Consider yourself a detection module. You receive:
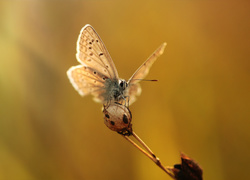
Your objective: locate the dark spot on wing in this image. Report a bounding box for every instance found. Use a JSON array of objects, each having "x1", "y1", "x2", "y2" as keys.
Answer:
[
  {"x1": 99, "y1": 53, "x2": 104, "y2": 56},
  {"x1": 110, "y1": 121, "x2": 115, "y2": 125}
]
